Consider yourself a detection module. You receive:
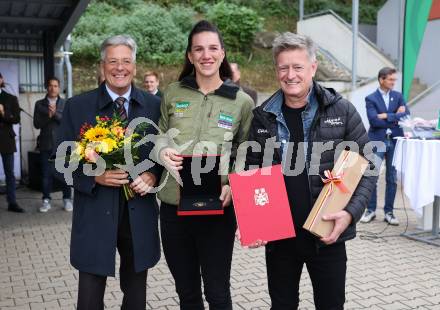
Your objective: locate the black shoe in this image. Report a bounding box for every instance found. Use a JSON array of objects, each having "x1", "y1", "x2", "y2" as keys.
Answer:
[{"x1": 8, "y1": 203, "x2": 25, "y2": 213}]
